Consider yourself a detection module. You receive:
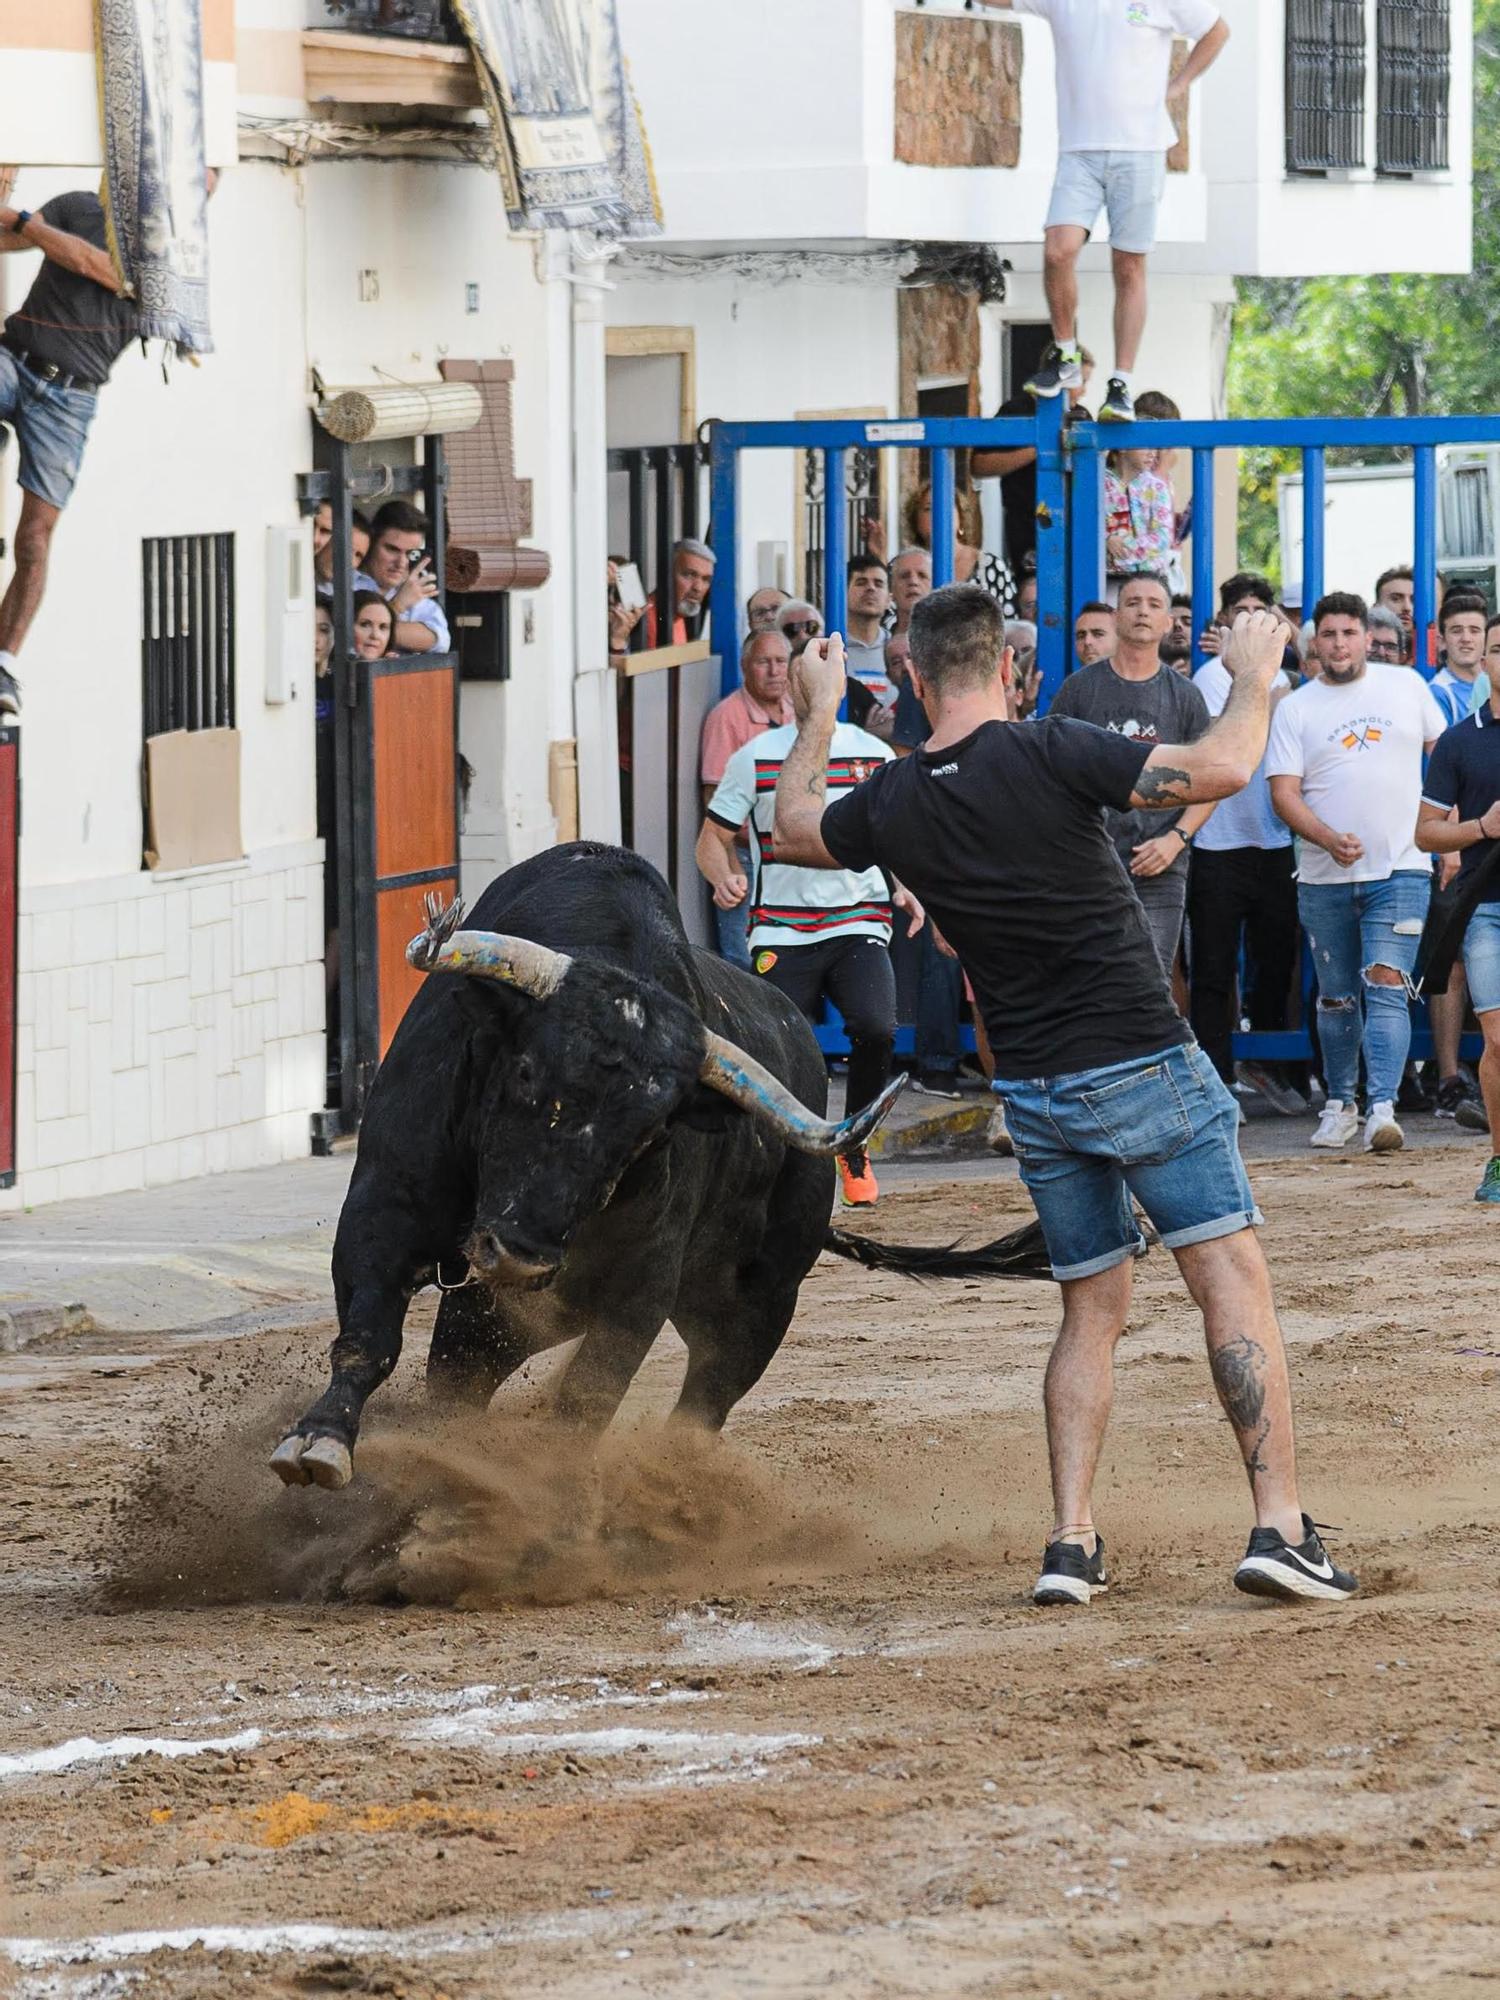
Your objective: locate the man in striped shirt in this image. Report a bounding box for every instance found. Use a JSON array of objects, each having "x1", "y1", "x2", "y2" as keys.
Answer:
[{"x1": 695, "y1": 694, "x2": 923, "y2": 1207}]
